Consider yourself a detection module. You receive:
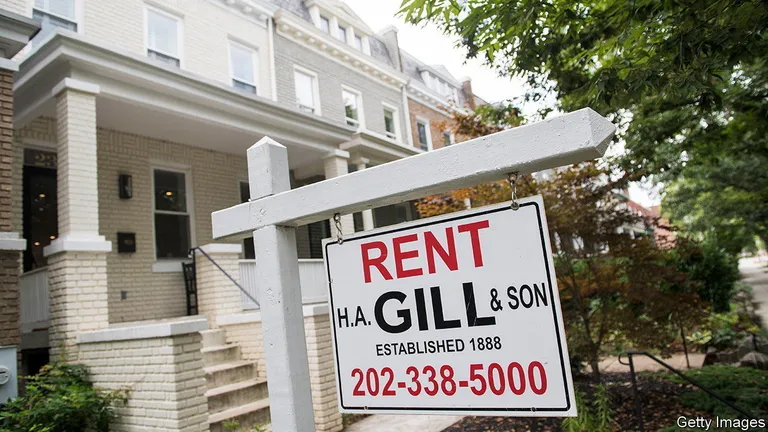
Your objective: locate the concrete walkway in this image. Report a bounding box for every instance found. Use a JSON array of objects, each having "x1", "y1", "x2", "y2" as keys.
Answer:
[
  {"x1": 740, "y1": 256, "x2": 768, "y2": 328},
  {"x1": 344, "y1": 415, "x2": 463, "y2": 432}
]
